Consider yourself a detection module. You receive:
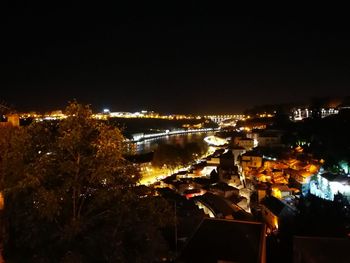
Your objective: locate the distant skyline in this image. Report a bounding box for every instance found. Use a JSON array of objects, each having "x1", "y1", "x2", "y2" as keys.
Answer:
[{"x1": 2, "y1": 3, "x2": 350, "y2": 113}]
